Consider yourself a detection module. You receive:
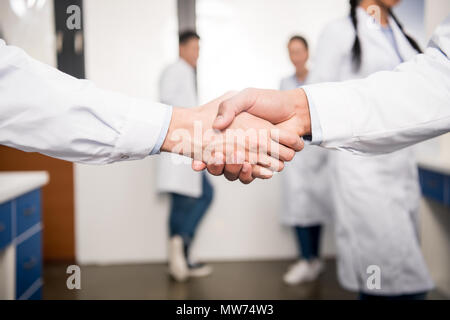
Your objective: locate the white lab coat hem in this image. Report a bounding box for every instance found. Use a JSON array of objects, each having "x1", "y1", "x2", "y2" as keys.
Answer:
[
  {"x1": 336, "y1": 274, "x2": 434, "y2": 296},
  {"x1": 156, "y1": 59, "x2": 203, "y2": 197}
]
